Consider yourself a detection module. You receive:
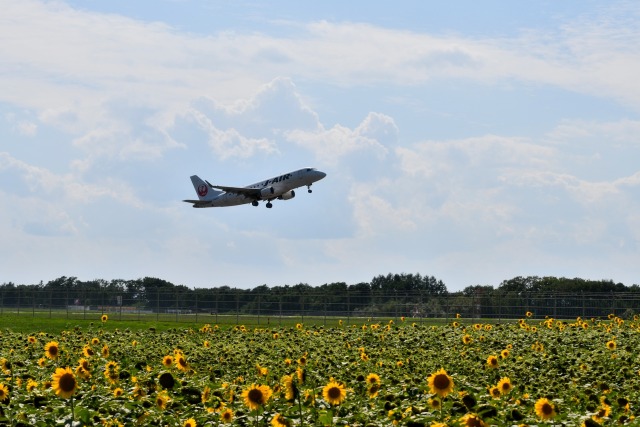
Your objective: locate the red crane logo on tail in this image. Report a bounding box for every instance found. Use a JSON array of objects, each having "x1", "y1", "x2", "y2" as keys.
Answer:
[{"x1": 197, "y1": 184, "x2": 208, "y2": 197}]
